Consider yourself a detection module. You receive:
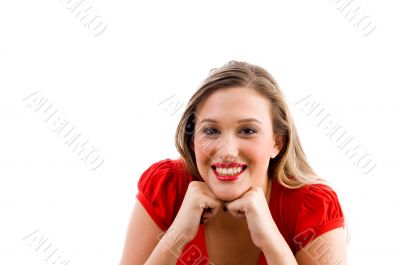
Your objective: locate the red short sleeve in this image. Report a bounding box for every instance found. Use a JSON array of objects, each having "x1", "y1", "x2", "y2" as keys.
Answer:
[
  {"x1": 292, "y1": 184, "x2": 345, "y2": 254},
  {"x1": 136, "y1": 159, "x2": 189, "y2": 231}
]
